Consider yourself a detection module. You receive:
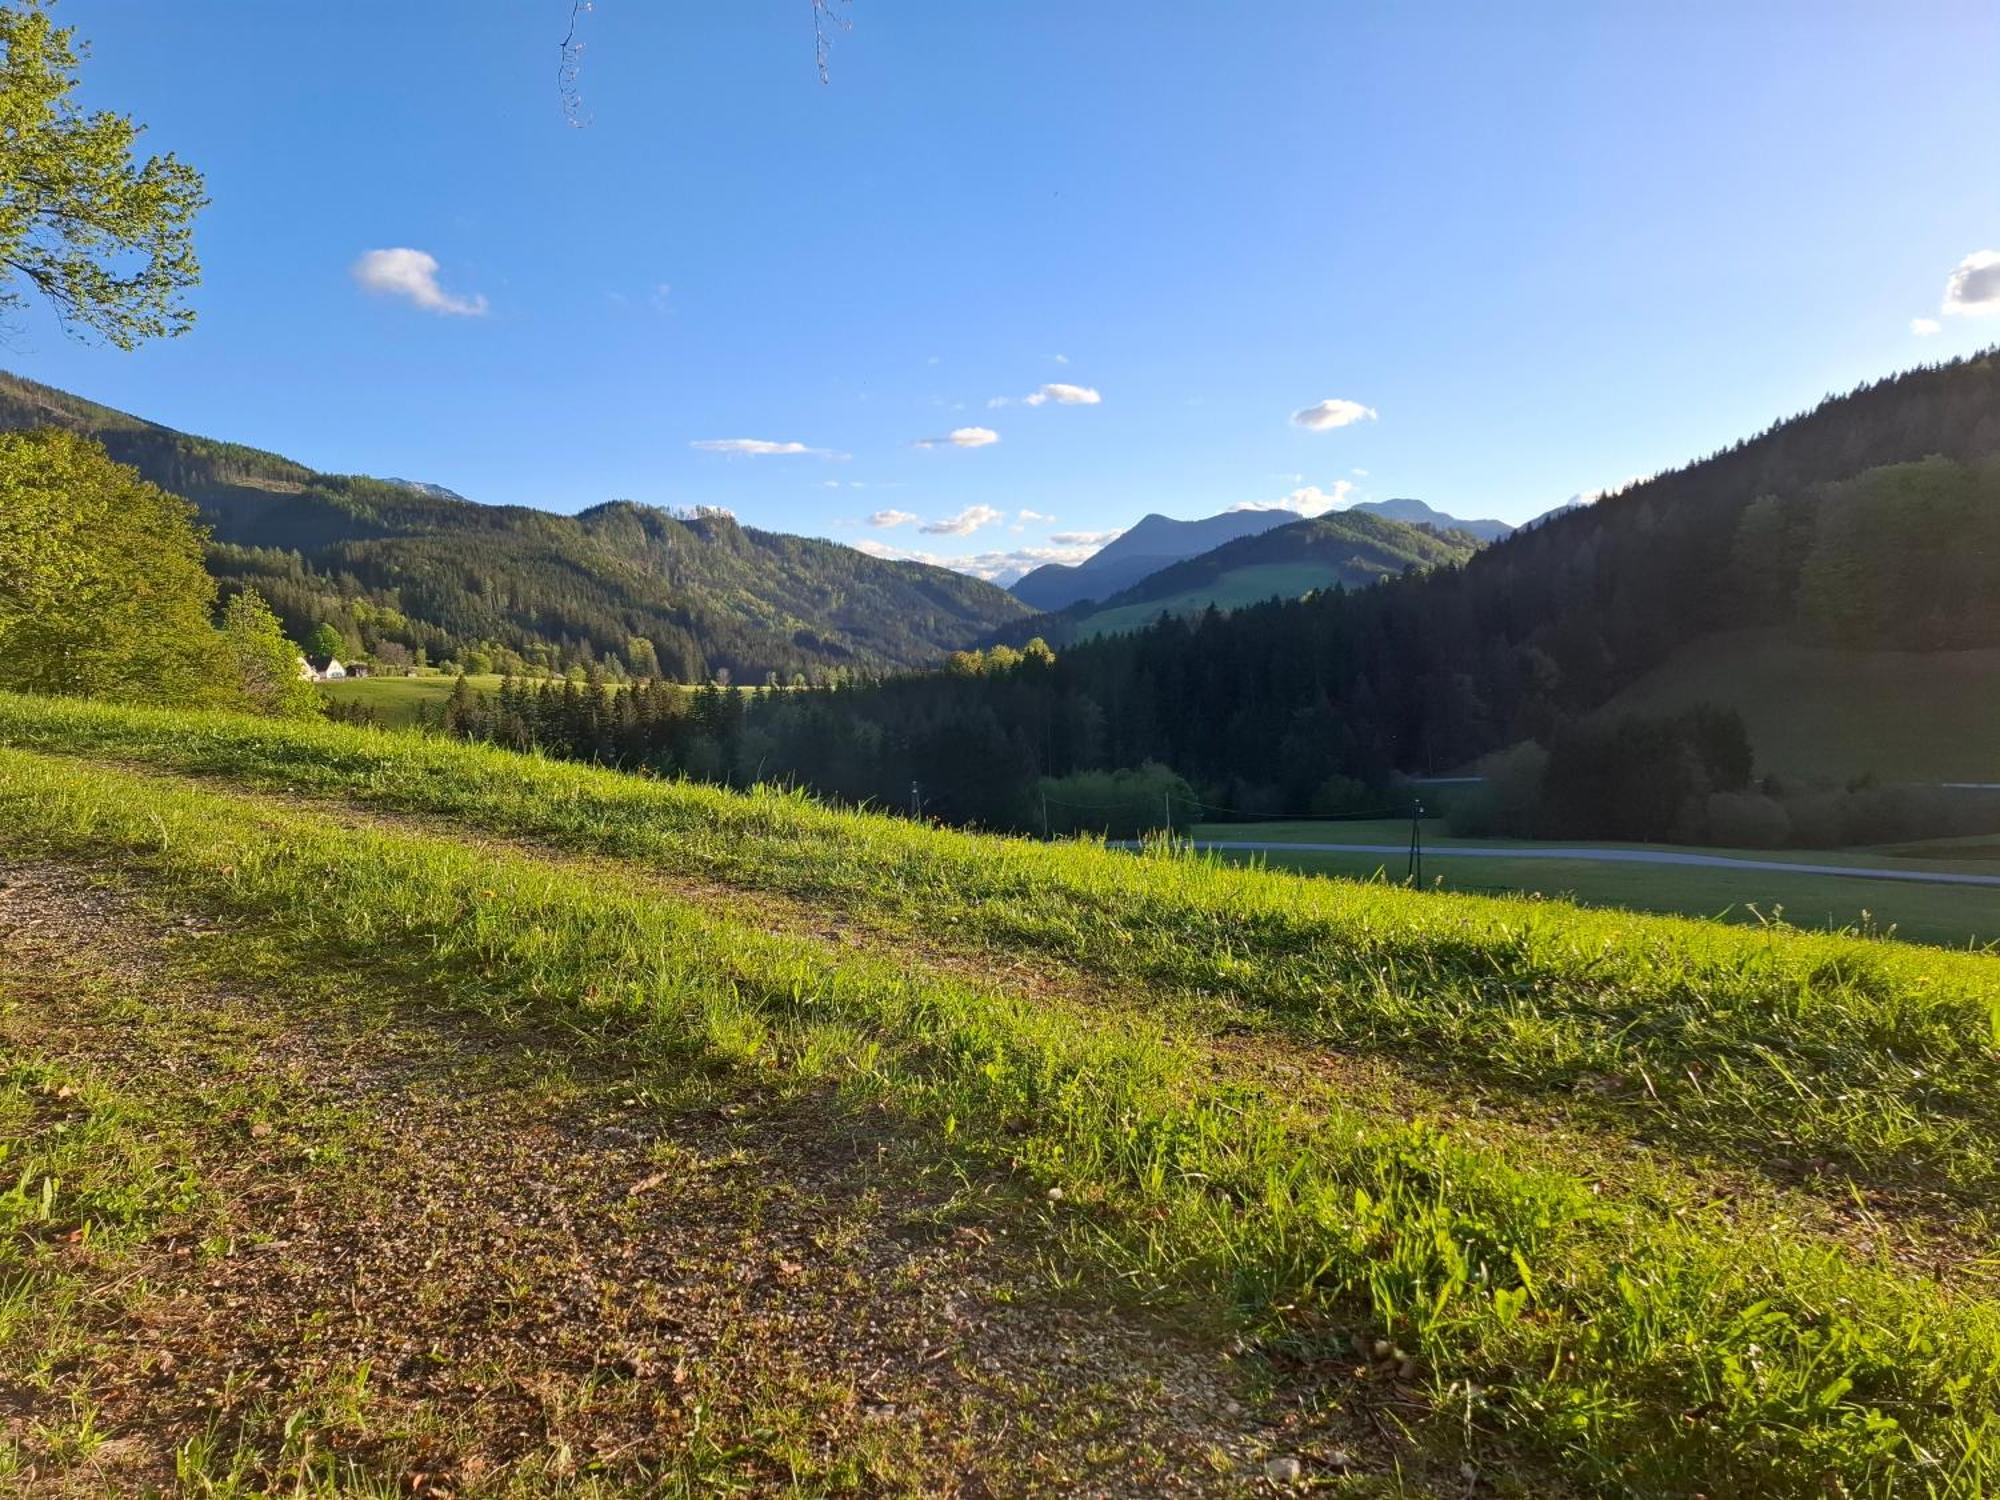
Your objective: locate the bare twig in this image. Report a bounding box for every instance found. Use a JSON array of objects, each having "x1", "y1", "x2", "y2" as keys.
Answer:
[
  {"x1": 557, "y1": 2, "x2": 850, "y2": 124},
  {"x1": 811, "y1": 0, "x2": 851, "y2": 84},
  {"x1": 557, "y1": 0, "x2": 592, "y2": 126}
]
